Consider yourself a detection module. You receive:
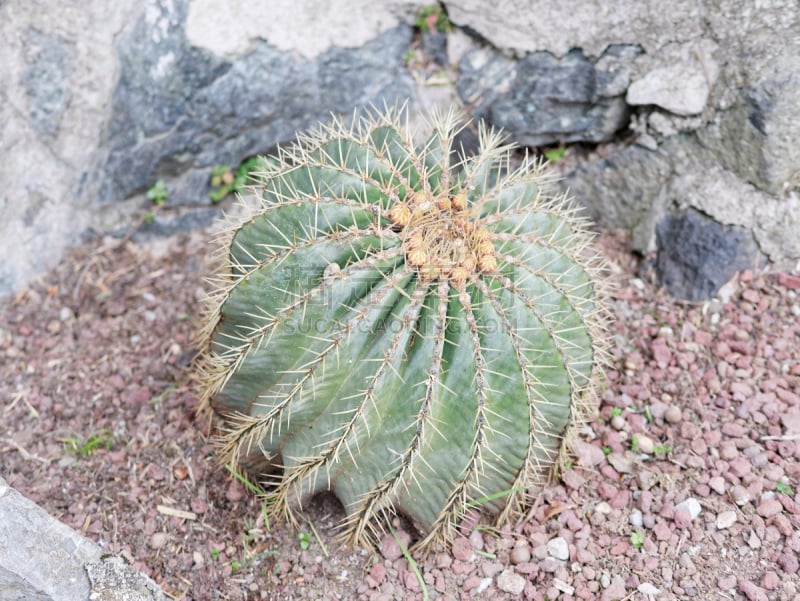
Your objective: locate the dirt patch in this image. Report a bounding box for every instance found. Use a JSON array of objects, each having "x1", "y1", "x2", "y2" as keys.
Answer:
[{"x1": 1, "y1": 228, "x2": 799, "y2": 600}]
